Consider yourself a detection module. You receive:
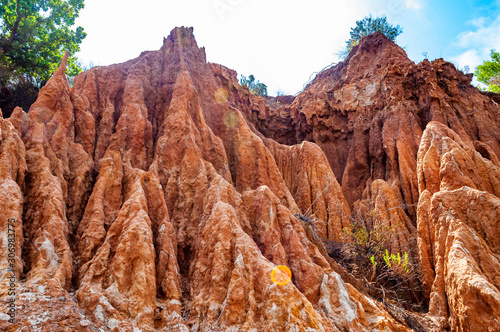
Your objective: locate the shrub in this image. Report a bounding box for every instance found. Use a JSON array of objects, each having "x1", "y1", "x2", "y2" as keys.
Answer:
[
  {"x1": 383, "y1": 249, "x2": 409, "y2": 274},
  {"x1": 335, "y1": 209, "x2": 424, "y2": 311},
  {"x1": 475, "y1": 50, "x2": 500, "y2": 93},
  {"x1": 340, "y1": 15, "x2": 403, "y2": 59},
  {"x1": 240, "y1": 74, "x2": 268, "y2": 96}
]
